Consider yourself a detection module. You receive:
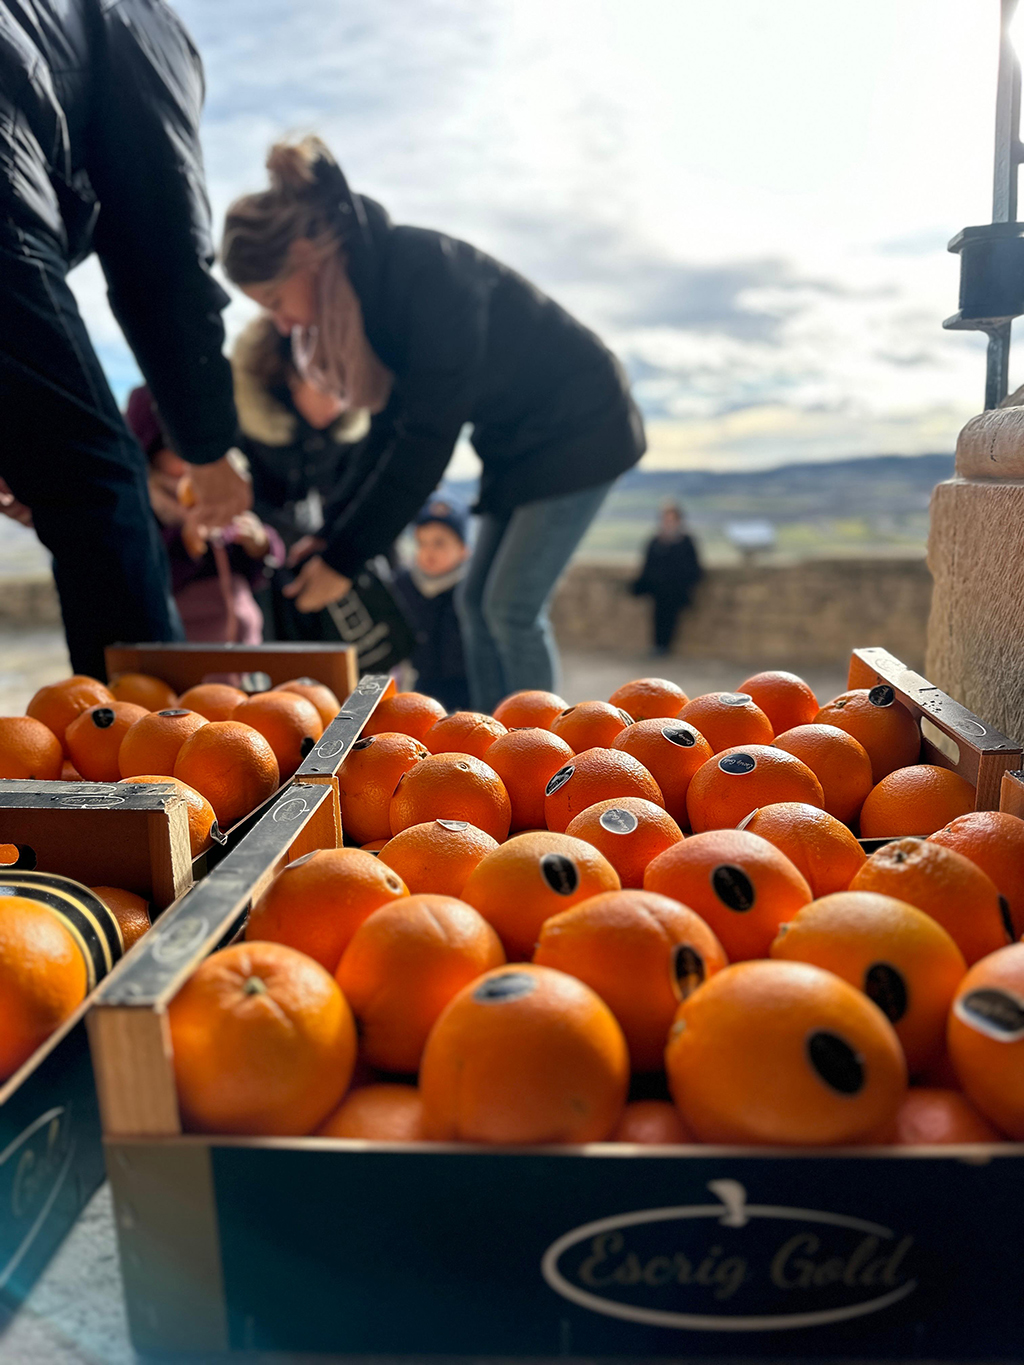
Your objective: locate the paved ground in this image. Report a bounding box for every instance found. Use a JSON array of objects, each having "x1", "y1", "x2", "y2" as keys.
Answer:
[{"x1": 0, "y1": 627, "x2": 851, "y2": 1363}]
